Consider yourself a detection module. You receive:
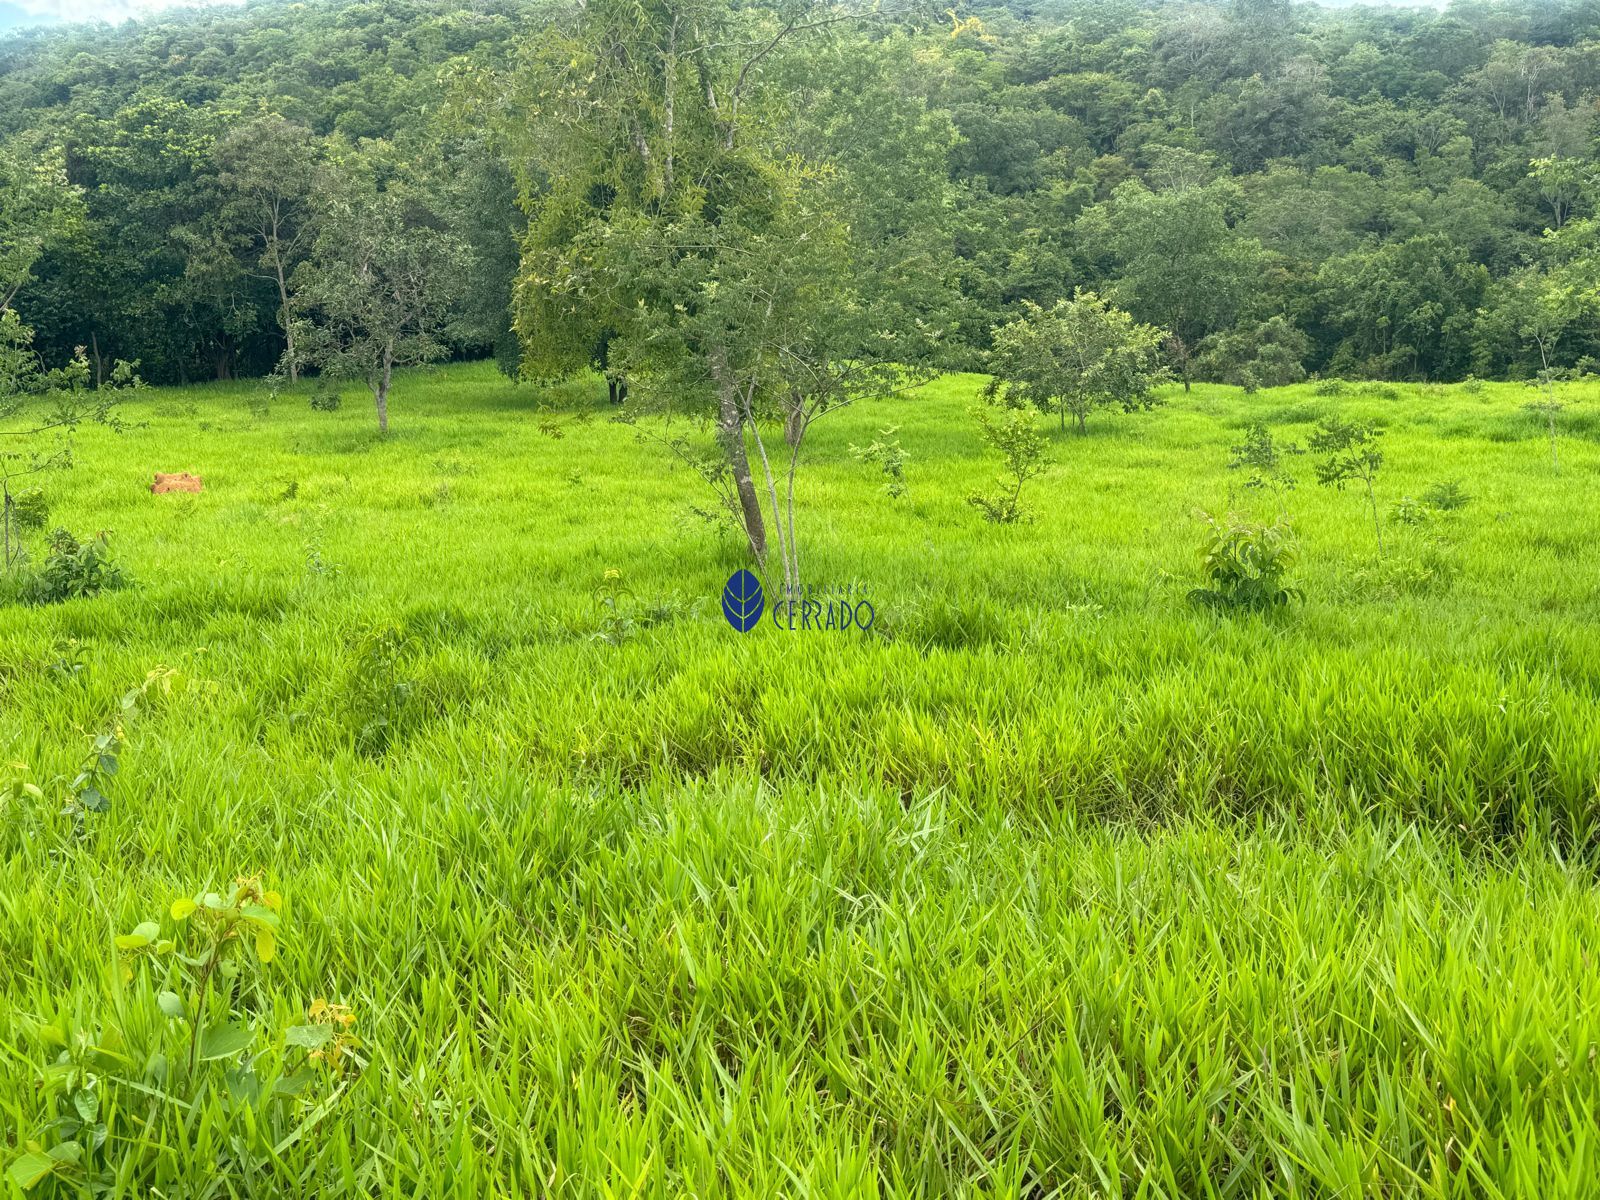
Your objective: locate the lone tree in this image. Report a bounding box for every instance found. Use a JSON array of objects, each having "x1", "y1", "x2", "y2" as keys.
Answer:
[
  {"x1": 500, "y1": 0, "x2": 943, "y2": 592},
  {"x1": 985, "y1": 291, "x2": 1169, "y2": 434},
  {"x1": 1310, "y1": 416, "x2": 1386, "y2": 555},
  {"x1": 290, "y1": 145, "x2": 467, "y2": 435},
  {"x1": 215, "y1": 114, "x2": 321, "y2": 383}
]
